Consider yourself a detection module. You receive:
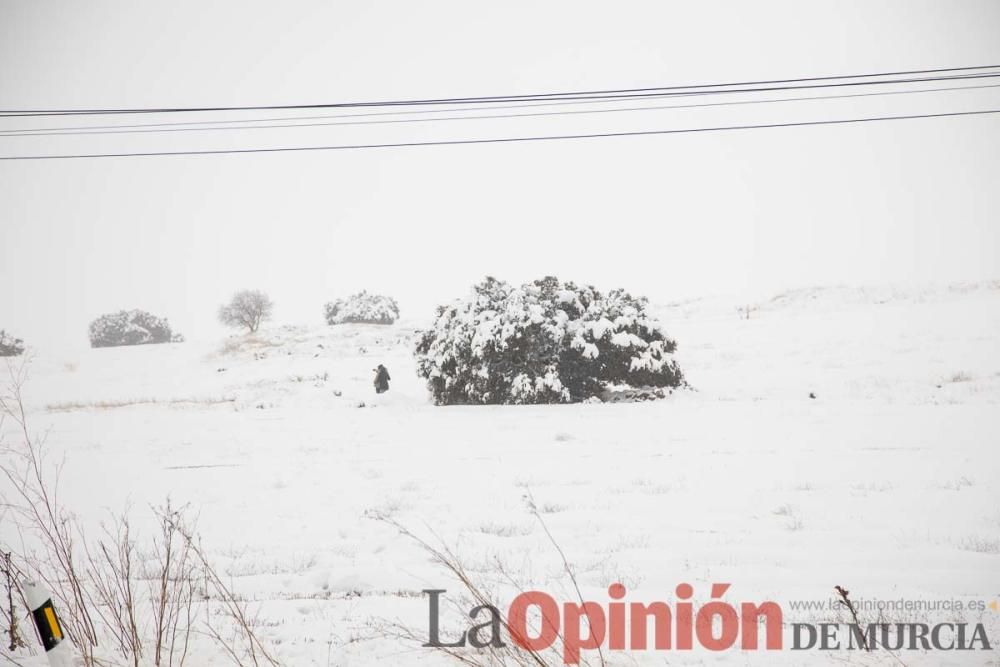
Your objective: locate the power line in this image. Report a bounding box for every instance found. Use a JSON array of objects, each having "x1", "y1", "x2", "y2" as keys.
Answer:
[
  {"x1": 2, "y1": 108, "x2": 996, "y2": 161},
  {"x1": 2, "y1": 64, "x2": 998, "y2": 117},
  {"x1": 4, "y1": 71, "x2": 996, "y2": 117},
  {"x1": 0, "y1": 89, "x2": 734, "y2": 134},
  {"x1": 7, "y1": 71, "x2": 999, "y2": 134},
  {"x1": 3, "y1": 82, "x2": 998, "y2": 138}
]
